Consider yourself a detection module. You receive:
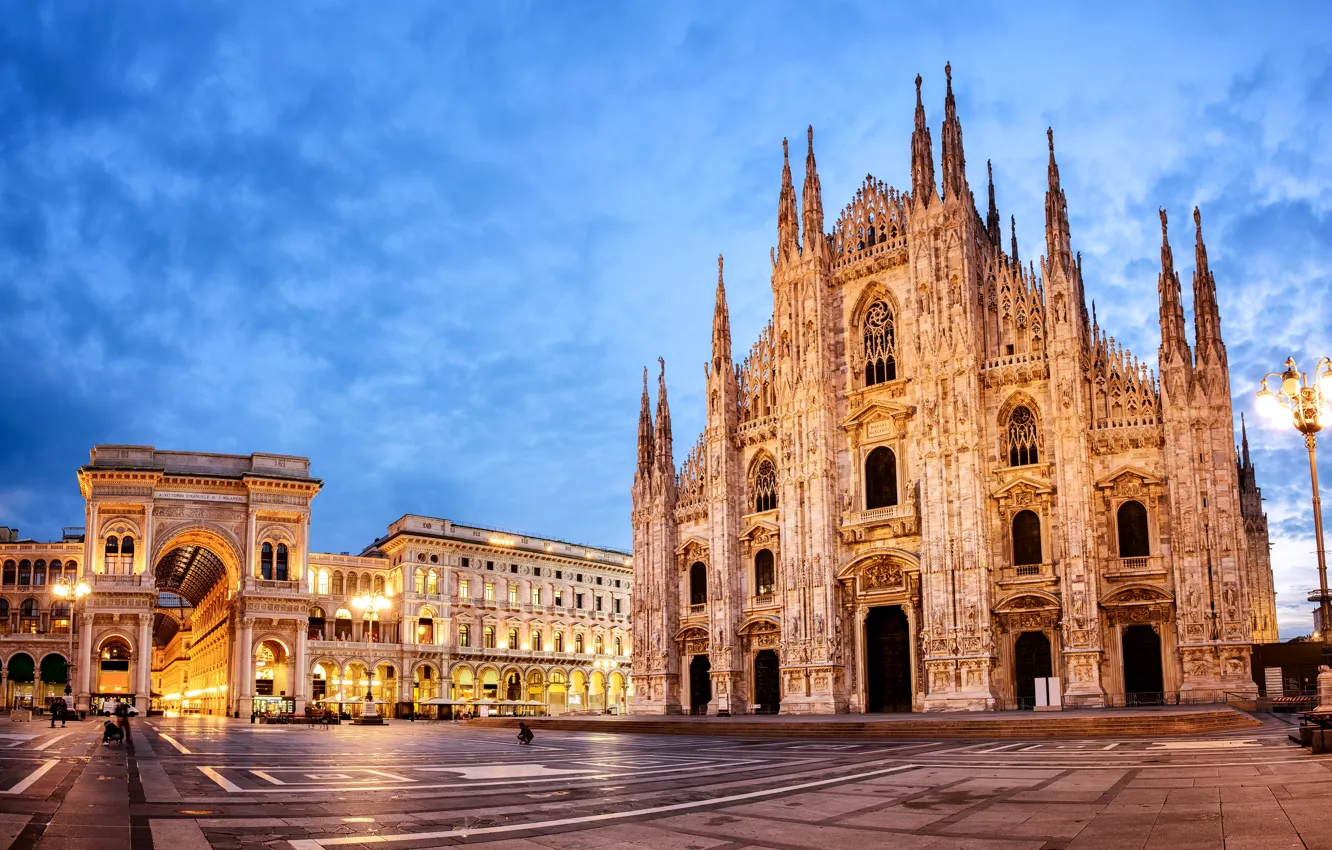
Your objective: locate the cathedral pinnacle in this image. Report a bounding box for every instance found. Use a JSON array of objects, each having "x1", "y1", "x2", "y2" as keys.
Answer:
[
  {"x1": 1192, "y1": 205, "x2": 1223, "y2": 362},
  {"x1": 1157, "y1": 207, "x2": 1192, "y2": 367},
  {"x1": 636, "y1": 366, "x2": 654, "y2": 475},
  {"x1": 654, "y1": 357, "x2": 674, "y2": 476},
  {"x1": 1010, "y1": 214, "x2": 1020, "y2": 265},
  {"x1": 778, "y1": 137, "x2": 800, "y2": 262},
  {"x1": 712, "y1": 254, "x2": 732, "y2": 368},
  {"x1": 802, "y1": 125, "x2": 825, "y2": 254},
  {"x1": 940, "y1": 62, "x2": 967, "y2": 202},
  {"x1": 1043, "y1": 127, "x2": 1072, "y2": 273},
  {"x1": 911, "y1": 73, "x2": 937, "y2": 205},
  {"x1": 986, "y1": 160, "x2": 1001, "y2": 244}
]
